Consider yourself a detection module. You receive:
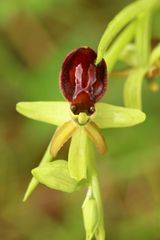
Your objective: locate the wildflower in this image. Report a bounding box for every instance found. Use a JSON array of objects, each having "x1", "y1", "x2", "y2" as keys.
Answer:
[
  {"x1": 16, "y1": 46, "x2": 145, "y2": 201},
  {"x1": 16, "y1": 0, "x2": 160, "y2": 237}
]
